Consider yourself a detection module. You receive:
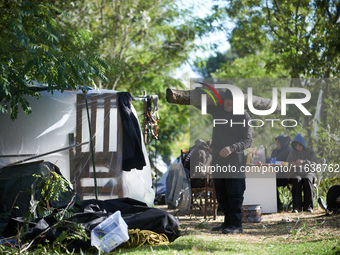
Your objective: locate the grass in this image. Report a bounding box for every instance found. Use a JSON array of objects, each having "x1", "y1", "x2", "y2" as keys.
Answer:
[
  {"x1": 120, "y1": 206, "x2": 340, "y2": 255},
  {"x1": 3, "y1": 234, "x2": 338, "y2": 255},
  {"x1": 117, "y1": 235, "x2": 339, "y2": 254}
]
